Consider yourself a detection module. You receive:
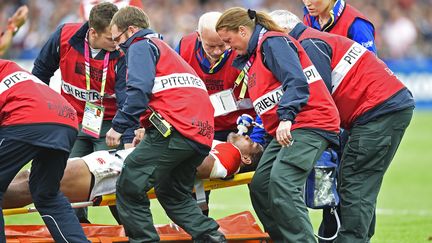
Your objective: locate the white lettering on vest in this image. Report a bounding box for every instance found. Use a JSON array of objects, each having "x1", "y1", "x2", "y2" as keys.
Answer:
[
  {"x1": 61, "y1": 81, "x2": 102, "y2": 102},
  {"x1": 153, "y1": 73, "x2": 207, "y2": 93},
  {"x1": 303, "y1": 65, "x2": 322, "y2": 84},
  {"x1": 253, "y1": 86, "x2": 283, "y2": 115},
  {"x1": 331, "y1": 42, "x2": 367, "y2": 93},
  {"x1": 0, "y1": 71, "x2": 46, "y2": 95}
]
